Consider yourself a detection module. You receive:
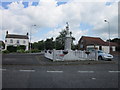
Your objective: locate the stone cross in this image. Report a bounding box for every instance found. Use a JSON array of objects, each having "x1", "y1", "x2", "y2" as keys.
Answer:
[
  {"x1": 64, "y1": 22, "x2": 72, "y2": 50},
  {"x1": 66, "y1": 22, "x2": 69, "y2": 35}
]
